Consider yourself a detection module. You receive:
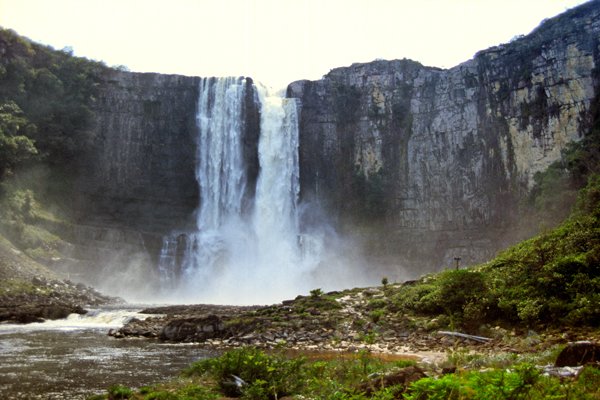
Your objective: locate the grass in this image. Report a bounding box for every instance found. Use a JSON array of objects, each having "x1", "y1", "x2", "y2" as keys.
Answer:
[
  {"x1": 0, "y1": 278, "x2": 43, "y2": 296},
  {"x1": 92, "y1": 347, "x2": 600, "y2": 400}
]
